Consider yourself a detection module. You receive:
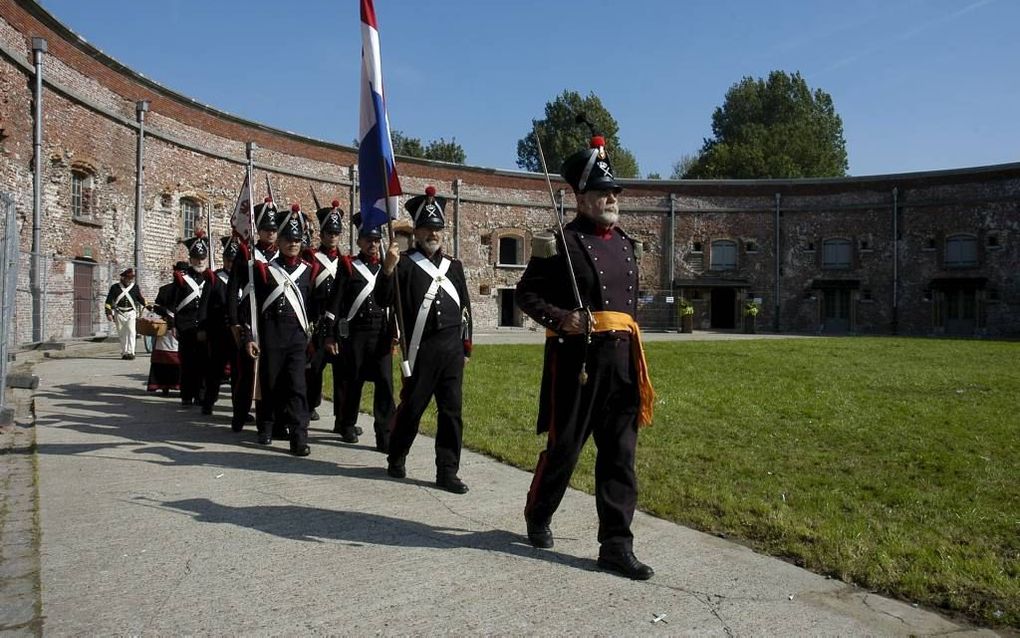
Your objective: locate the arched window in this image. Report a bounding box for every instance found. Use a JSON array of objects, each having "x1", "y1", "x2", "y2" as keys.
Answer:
[
  {"x1": 498, "y1": 235, "x2": 523, "y2": 266},
  {"x1": 71, "y1": 169, "x2": 95, "y2": 219},
  {"x1": 822, "y1": 238, "x2": 852, "y2": 269},
  {"x1": 945, "y1": 234, "x2": 977, "y2": 268},
  {"x1": 710, "y1": 240, "x2": 737, "y2": 270},
  {"x1": 180, "y1": 198, "x2": 201, "y2": 238}
]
